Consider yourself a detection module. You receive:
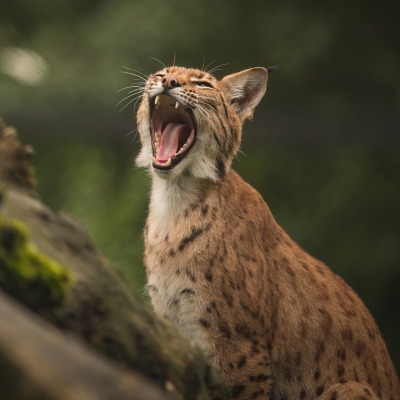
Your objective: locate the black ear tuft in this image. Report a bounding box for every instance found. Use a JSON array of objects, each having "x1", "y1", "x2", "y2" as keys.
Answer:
[{"x1": 267, "y1": 65, "x2": 278, "y2": 73}]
